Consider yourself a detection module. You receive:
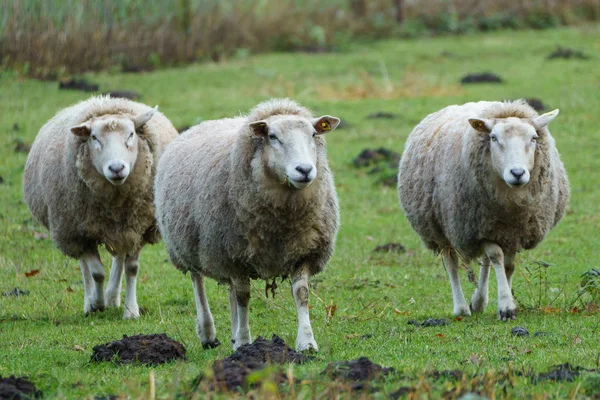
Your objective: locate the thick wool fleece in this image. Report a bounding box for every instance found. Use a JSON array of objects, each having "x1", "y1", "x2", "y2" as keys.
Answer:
[
  {"x1": 23, "y1": 96, "x2": 179, "y2": 258},
  {"x1": 155, "y1": 99, "x2": 340, "y2": 281},
  {"x1": 398, "y1": 100, "x2": 570, "y2": 261}
]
